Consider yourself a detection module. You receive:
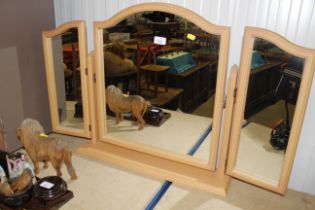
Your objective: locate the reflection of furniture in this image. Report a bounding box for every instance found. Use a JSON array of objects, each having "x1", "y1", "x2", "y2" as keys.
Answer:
[
  {"x1": 140, "y1": 86, "x2": 183, "y2": 110},
  {"x1": 150, "y1": 22, "x2": 180, "y2": 37},
  {"x1": 0, "y1": 190, "x2": 73, "y2": 210},
  {"x1": 63, "y1": 44, "x2": 80, "y2": 72},
  {"x1": 156, "y1": 51, "x2": 196, "y2": 74},
  {"x1": 275, "y1": 69, "x2": 301, "y2": 105},
  {"x1": 63, "y1": 43, "x2": 80, "y2": 100},
  {"x1": 274, "y1": 68, "x2": 301, "y2": 127},
  {"x1": 168, "y1": 61, "x2": 216, "y2": 112},
  {"x1": 185, "y1": 33, "x2": 220, "y2": 57},
  {"x1": 138, "y1": 44, "x2": 163, "y2": 66},
  {"x1": 62, "y1": 29, "x2": 80, "y2": 100},
  {"x1": 74, "y1": 100, "x2": 83, "y2": 118},
  {"x1": 251, "y1": 51, "x2": 266, "y2": 69},
  {"x1": 125, "y1": 42, "x2": 162, "y2": 66},
  {"x1": 245, "y1": 62, "x2": 283, "y2": 118},
  {"x1": 140, "y1": 64, "x2": 169, "y2": 97},
  {"x1": 105, "y1": 71, "x2": 137, "y2": 93}
]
